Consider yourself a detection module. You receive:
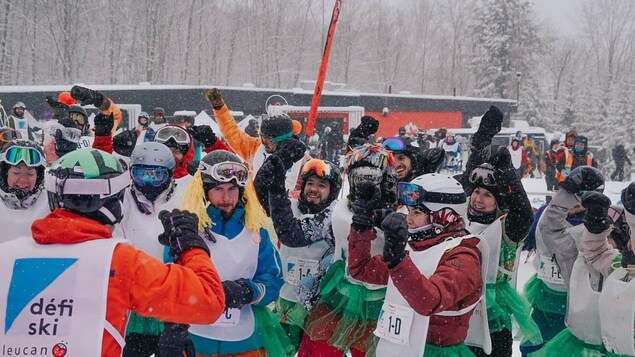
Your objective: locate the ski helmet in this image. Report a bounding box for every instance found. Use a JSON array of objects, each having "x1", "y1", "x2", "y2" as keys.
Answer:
[
  {"x1": 298, "y1": 158, "x2": 342, "y2": 211},
  {"x1": 398, "y1": 173, "x2": 467, "y2": 239},
  {"x1": 130, "y1": 142, "x2": 175, "y2": 202},
  {"x1": 67, "y1": 105, "x2": 89, "y2": 134},
  {"x1": 138, "y1": 111, "x2": 150, "y2": 125},
  {"x1": 573, "y1": 136, "x2": 588, "y2": 154},
  {"x1": 13, "y1": 102, "x2": 26, "y2": 109},
  {"x1": 45, "y1": 148, "x2": 129, "y2": 225},
  {"x1": 564, "y1": 165, "x2": 604, "y2": 193},
  {"x1": 198, "y1": 150, "x2": 249, "y2": 197},
  {"x1": 260, "y1": 113, "x2": 293, "y2": 143},
  {"x1": 344, "y1": 143, "x2": 396, "y2": 205},
  {"x1": 382, "y1": 137, "x2": 418, "y2": 180},
  {"x1": 0, "y1": 140, "x2": 46, "y2": 209}
]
